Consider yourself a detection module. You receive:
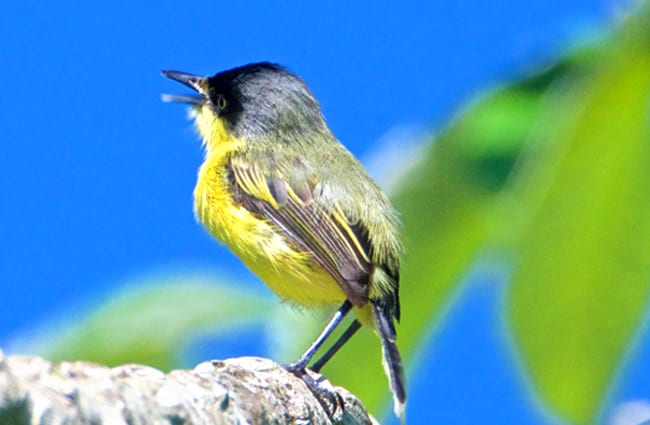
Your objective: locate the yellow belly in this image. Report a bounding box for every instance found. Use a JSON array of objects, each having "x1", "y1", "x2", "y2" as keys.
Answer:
[{"x1": 194, "y1": 152, "x2": 347, "y2": 306}]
